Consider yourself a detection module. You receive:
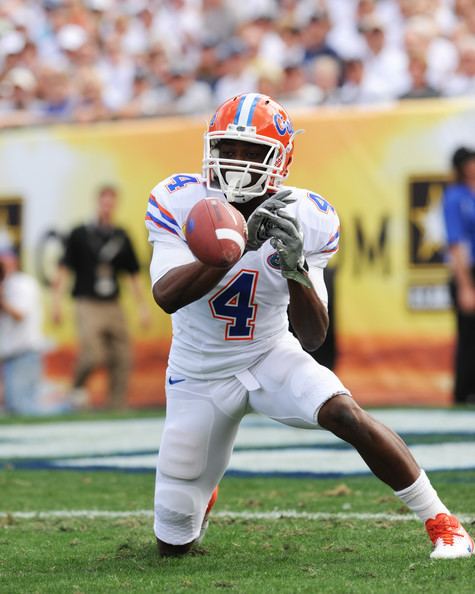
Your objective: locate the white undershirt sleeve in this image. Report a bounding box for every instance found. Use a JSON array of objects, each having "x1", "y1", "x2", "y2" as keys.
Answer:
[{"x1": 306, "y1": 260, "x2": 328, "y2": 310}]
